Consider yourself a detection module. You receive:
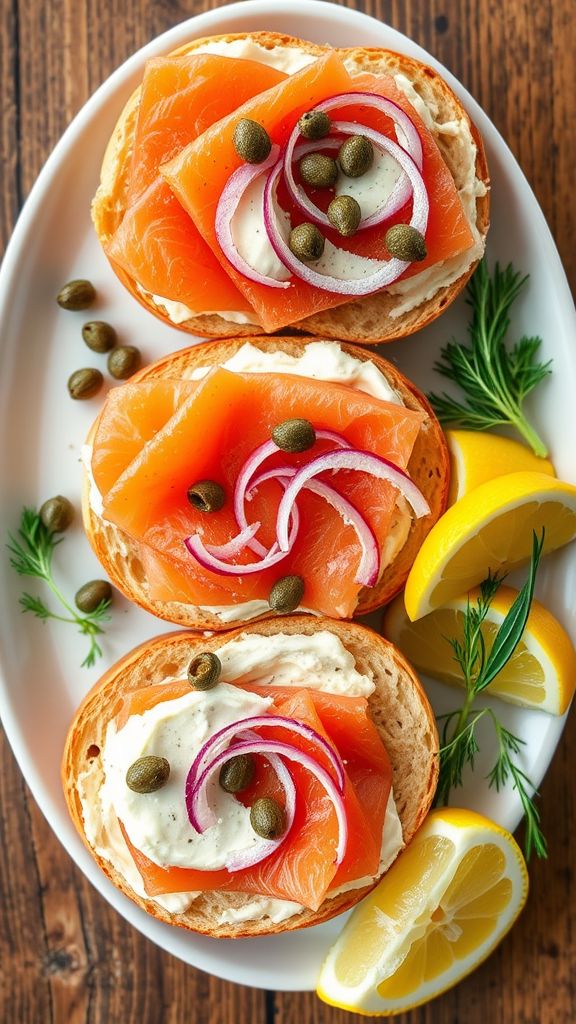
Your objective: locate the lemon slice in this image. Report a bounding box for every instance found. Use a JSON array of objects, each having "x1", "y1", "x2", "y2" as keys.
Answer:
[
  {"x1": 404, "y1": 471, "x2": 576, "y2": 620},
  {"x1": 316, "y1": 808, "x2": 528, "y2": 1016},
  {"x1": 383, "y1": 586, "x2": 576, "y2": 714},
  {"x1": 446, "y1": 430, "x2": 554, "y2": 504}
]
